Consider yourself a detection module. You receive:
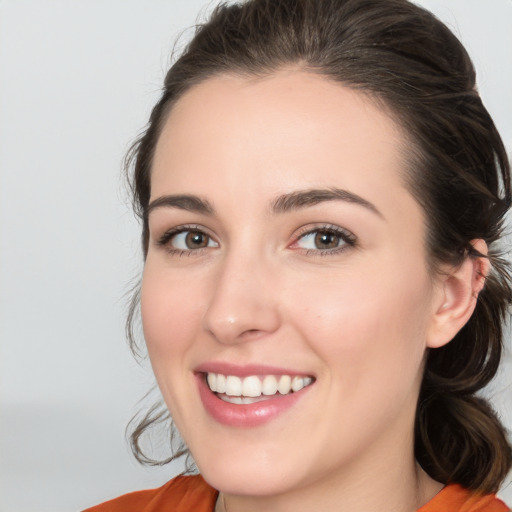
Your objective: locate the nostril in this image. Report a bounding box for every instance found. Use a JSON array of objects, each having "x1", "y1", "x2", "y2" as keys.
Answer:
[{"x1": 239, "y1": 329, "x2": 269, "y2": 341}]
